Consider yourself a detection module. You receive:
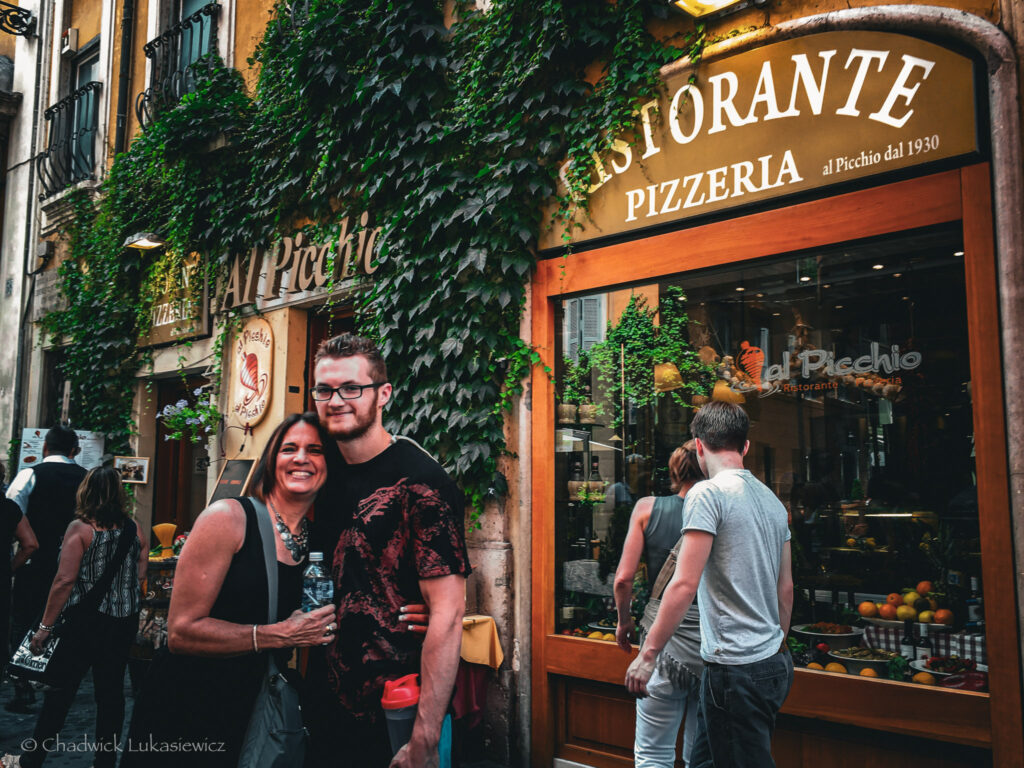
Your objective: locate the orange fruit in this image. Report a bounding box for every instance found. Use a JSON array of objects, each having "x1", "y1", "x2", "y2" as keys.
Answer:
[
  {"x1": 916, "y1": 580, "x2": 933, "y2": 595},
  {"x1": 912, "y1": 671, "x2": 937, "y2": 686},
  {"x1": 896, "y1": 605, "x2": 917, "y2": 621},
  {"x1": 886, "y1": 593, "x2": 903, "y2": 606},
  {"x1": 857, "y1": 601, "x2": 878, "y2": 618},
  {"x1": 806, "y1": 662, "x2": 824, "y2": 670},
  {"x1": 824, "y1": 662, "x2": 847, "y2": 674},
  {"x1": 879, "y1": 603, "x2": 898, "y2": 620},
  {"x1": 934, "y1": 609, "x2": 954, "y2": 625},
  {"x1": 903, "y1": 591, "x2": 921, "y2": 607},
  {"x1": 859, "y1": 667, "x2": 879, "y2": 677}
]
